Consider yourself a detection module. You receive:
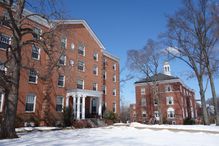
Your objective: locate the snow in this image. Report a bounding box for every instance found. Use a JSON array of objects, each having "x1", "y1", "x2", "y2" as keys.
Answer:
[{"x1": 0, "y1": 123, "x2": 219, "y2": 146}]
